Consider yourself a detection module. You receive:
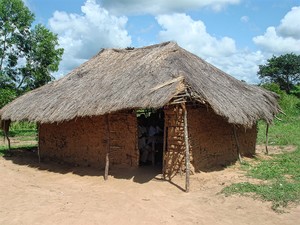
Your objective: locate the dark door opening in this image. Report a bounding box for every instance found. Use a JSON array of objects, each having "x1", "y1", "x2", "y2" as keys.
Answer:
[{"x1": 137, "y1": 109, "x2": 164, "y2": 168}]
